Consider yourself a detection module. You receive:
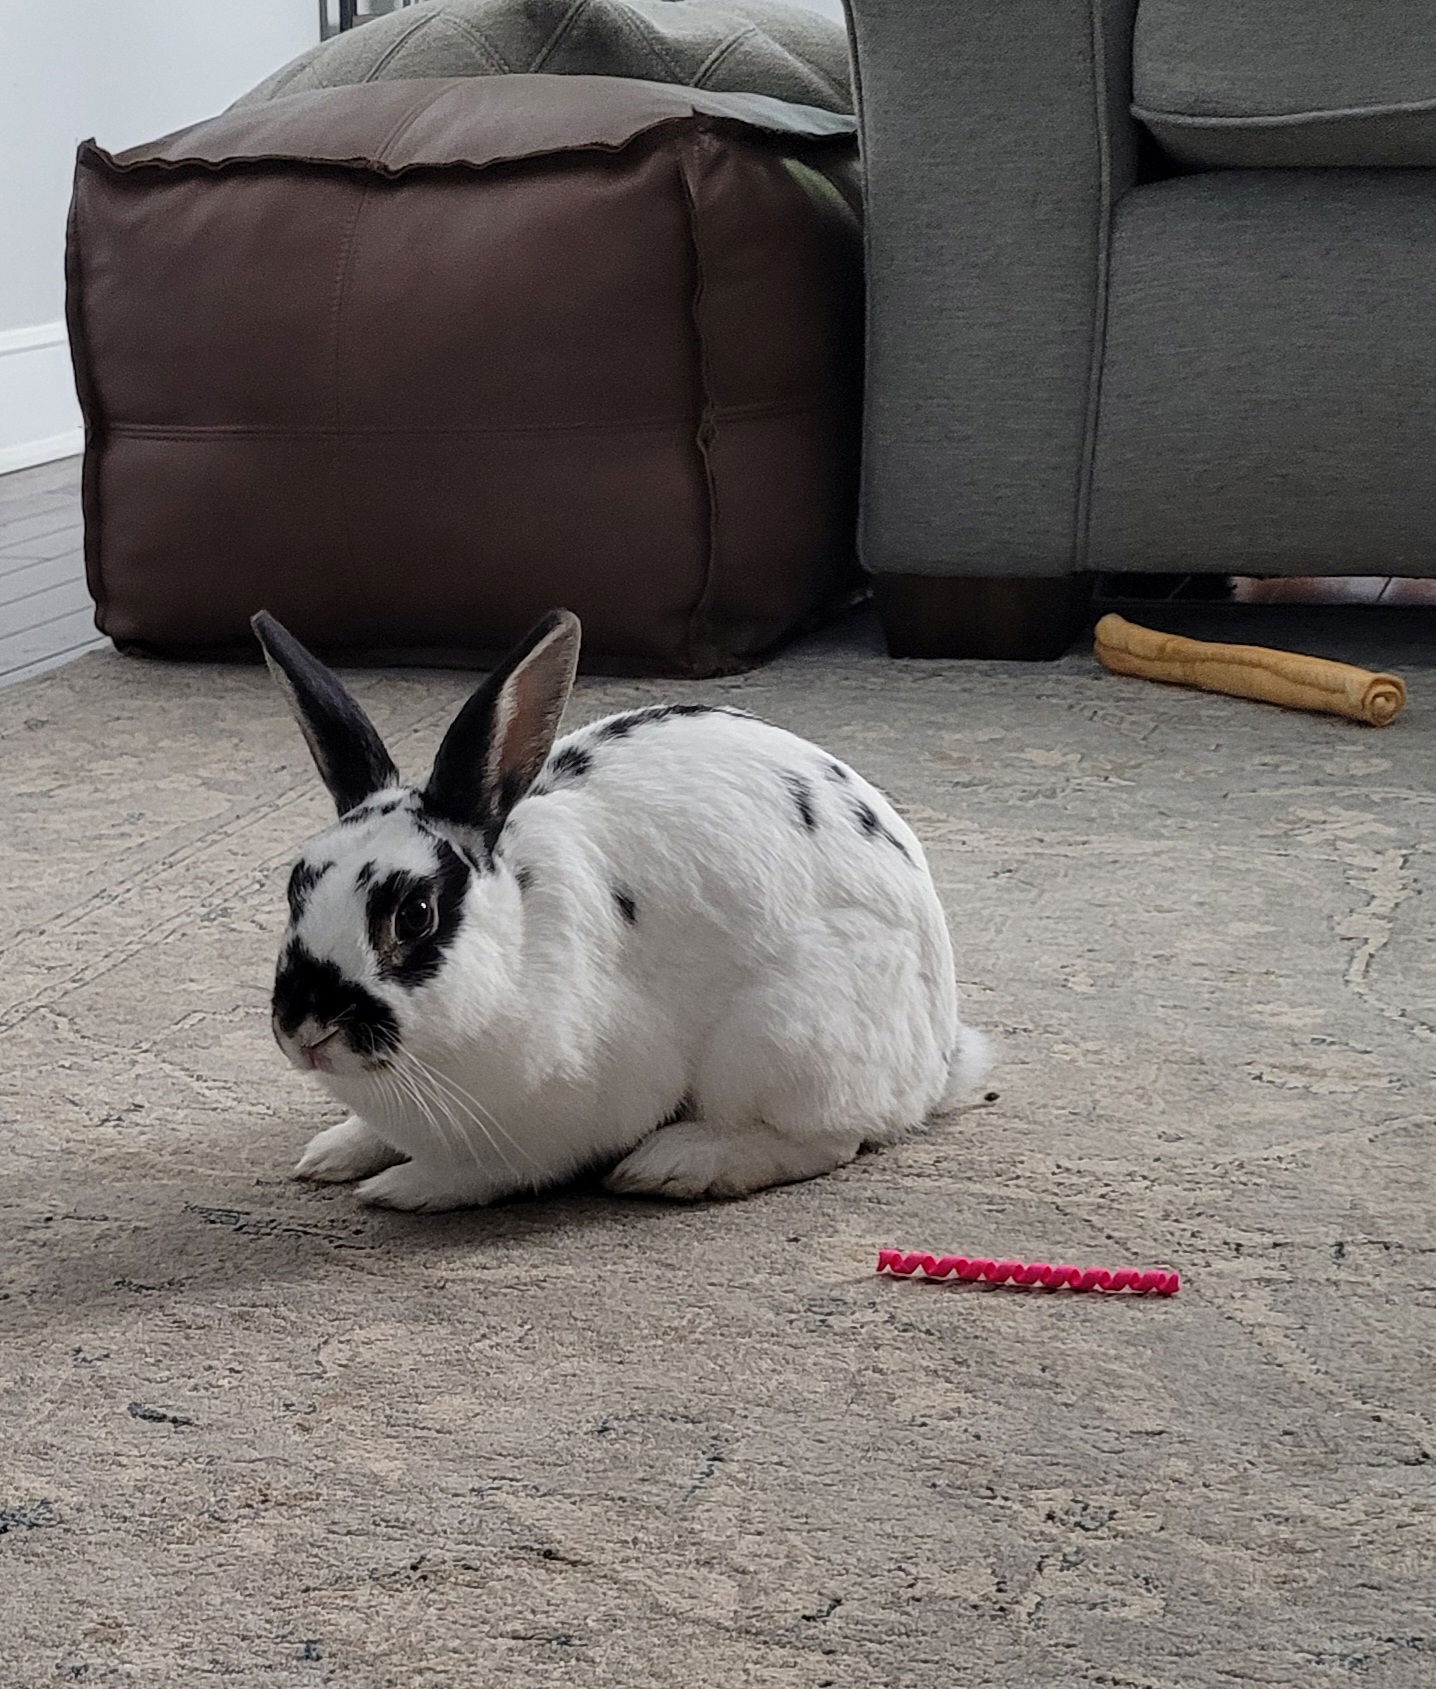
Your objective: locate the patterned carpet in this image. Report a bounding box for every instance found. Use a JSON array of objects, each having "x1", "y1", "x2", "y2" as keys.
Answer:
[{"x1": 2, "y1": 608, "x2": 1432, "y2": 1687}]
